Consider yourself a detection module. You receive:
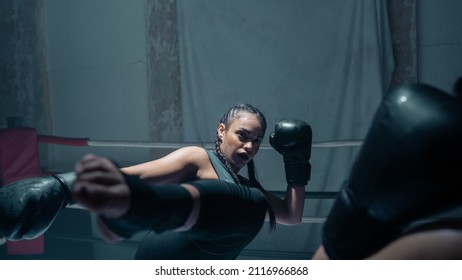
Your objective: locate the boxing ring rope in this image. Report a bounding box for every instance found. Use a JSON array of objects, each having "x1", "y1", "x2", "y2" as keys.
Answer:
[
  {"x1": 38, "y1": 134, "x2": 364, "y2": 149},
  {"x1": 89, "y1": 140, "x2": 364, "y2": 149}
]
